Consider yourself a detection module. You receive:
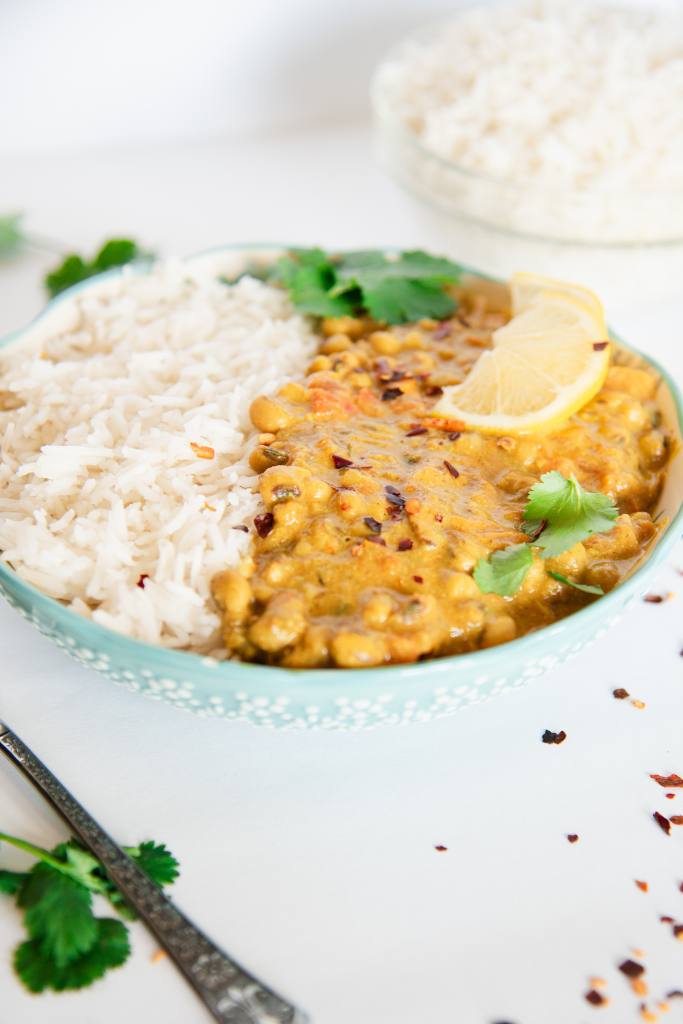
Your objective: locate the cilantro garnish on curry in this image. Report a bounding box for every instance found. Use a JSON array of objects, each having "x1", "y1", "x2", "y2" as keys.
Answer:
[{"x1": 212, "y1": 250, "x2": 672, "y2": 668}]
